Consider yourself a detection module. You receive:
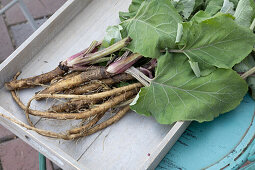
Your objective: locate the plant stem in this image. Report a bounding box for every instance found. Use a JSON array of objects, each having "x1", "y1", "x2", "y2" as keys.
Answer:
[
  {"x1": 107, "y1": 53, "x2": 142, "y2": 74},
  {"x1": 91, "y1": 56, "x2": 114, "y2": 64},
  {"x1": 169, "y1": 49, "x2": 183, "y2": 53},
  {"x1": 63, "y1": 40, "x2": 99, "y2": 67},
  {"x1": 250, "y1": 18, "x2": 255, "y2": 30},
  {"x1": 160, "y1": 49, "x2": 182, "y2": 53},
  {"x1": 73, "y1": 37, "x2": 131, "y2": 64},
  {"x1": 241, "y1": 66, "x2": 255, "y2": 79},
  {"x1": 125, "y1": 67, "x2": 151, "y2": 86}
]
